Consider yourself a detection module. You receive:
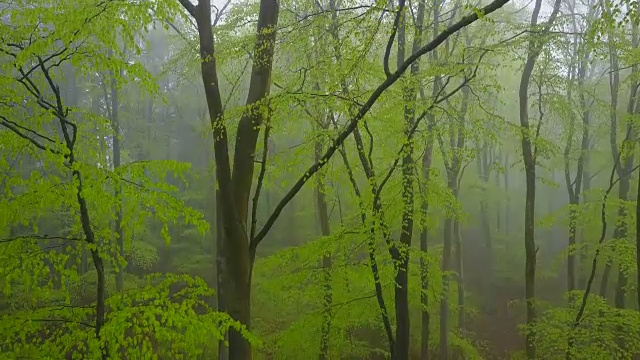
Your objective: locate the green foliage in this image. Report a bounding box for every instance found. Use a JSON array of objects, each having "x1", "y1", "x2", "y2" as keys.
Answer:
[
  {"x1": 1, "y1": 273, "x2": 246, "y2": 359},
  {"x1": 534, "y1": 293, "x2": 640, "y2": 360}
]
